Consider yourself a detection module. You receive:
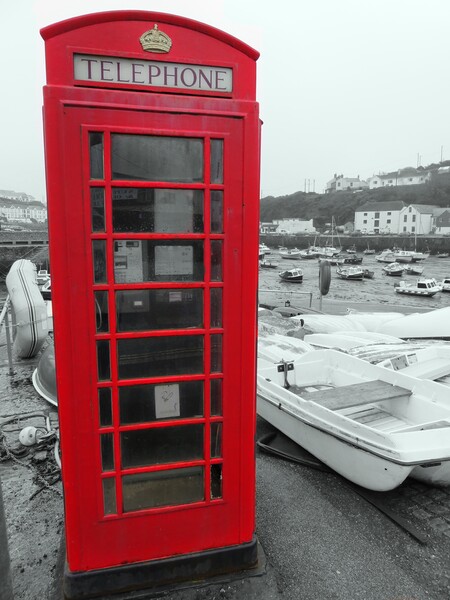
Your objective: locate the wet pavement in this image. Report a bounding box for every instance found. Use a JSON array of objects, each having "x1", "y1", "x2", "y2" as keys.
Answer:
[{"x1": 1, "y1": 323, "x2": 450, "y2": 599}]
